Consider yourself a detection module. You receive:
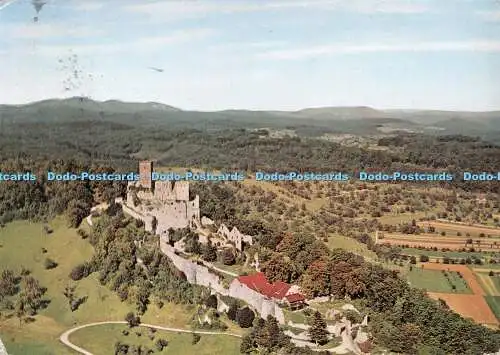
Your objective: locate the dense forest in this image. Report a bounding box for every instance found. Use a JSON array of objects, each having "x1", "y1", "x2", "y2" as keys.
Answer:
[{"x1": 2, "y1": 115, "x2": 498, "y2": 224}]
